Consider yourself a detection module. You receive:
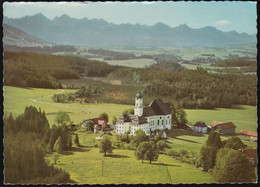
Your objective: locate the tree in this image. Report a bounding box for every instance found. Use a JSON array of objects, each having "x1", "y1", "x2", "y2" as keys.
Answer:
[
  {"x1": 128, "y1": 108, "x2": 134, "y2": 114},
  {"x1": 99, "y1": 113, "x2": 109, "y2": 122},
  {"x1": 224, "y1": 137, "x2": 247, "y2": 150},
  {"x1": 130, "y1": 130, "x2": 149, "y2": 148},
  {"x1": 200, "y1": 146, "x2": 218, "y2": 172},
  {"x1": 206, "y1": 131, "x2": 222, "y2": 149},
  {"x1": 156, "y1": 140, "x2": 168, "y2": 153},
  {"x1": 55, "y1": 111, "x2": 70, "y2": 124},
  {"x1": 52, "y1": 153, "x2": 59, "y2": 164},
  {"x1": 54, "y1": 136, "x2": 63, "y2": 153},
  {"x1": 112, "y1": 116, "x2": 118, "y2": 124},
  {"x1": 144, "y1": 141, "x2": 159, "y2": 164},
  {"x1": 122, "y1": 109, "x2": 129, "y2": 115},
  {"x1": 121, "y1": 134, "x2": 131, "y2": 143},
  {"x1": 86, "y1": 120, "x2": 95, "y2": 132},
  {"x1": 99, "y1": 137, "x2": 113, "y2": 156},
  {"x1": 213, "y1": 148, "x2": 256, "y2": 182},
  {"x1": 74, "y1": 134, "x2": 80, "y2": 147},
  {"x1": 135, "y1": 141, "x2": 149, "y2": 163},
  {"x1": 171, "y1": 104, "x2": 188, "y2": 128}
]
